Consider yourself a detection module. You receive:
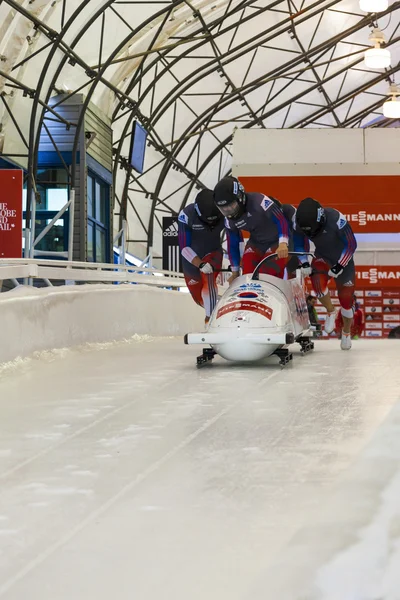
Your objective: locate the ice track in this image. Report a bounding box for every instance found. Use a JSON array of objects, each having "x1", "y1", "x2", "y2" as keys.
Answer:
[{"x1": 1, "y1": 338, "x2": 400, "y2": 599}]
